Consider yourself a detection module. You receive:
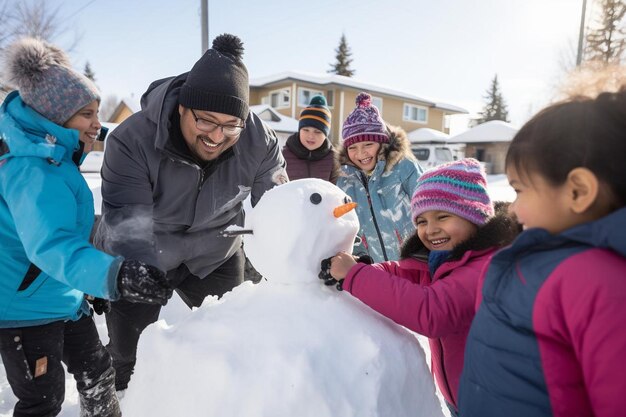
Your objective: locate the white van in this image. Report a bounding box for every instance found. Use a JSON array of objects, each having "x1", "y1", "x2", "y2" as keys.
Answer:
[{"x1": 411, "y1": 144, "x2": 455, "y2": 169}]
